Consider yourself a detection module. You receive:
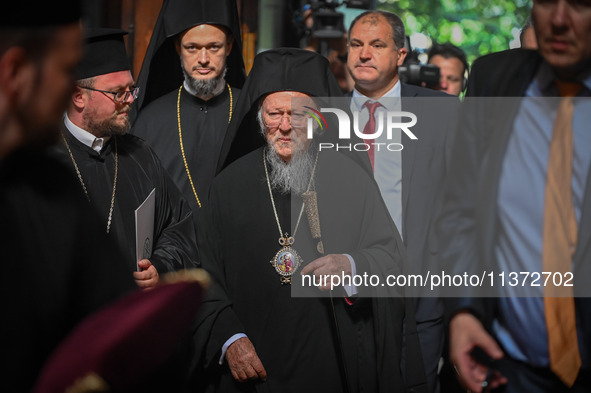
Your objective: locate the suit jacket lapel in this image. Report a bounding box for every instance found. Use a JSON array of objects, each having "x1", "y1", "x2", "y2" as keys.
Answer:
[
  {"x1": 574, "y1": 161, "x2": 591, "y2": 283},
  {"x1": 490, "y1": 50, "x2": 542, "y2": 96},
  {"x1": 472, "y1": 51, "x2": 543, "y2": 261},
  {"x1": 478, "y1": 100, "x2": 521, "y2": 262},
  {"x1": 400, "y1": 84, "x2": 418, "y2": 239}
]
